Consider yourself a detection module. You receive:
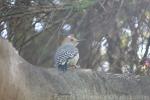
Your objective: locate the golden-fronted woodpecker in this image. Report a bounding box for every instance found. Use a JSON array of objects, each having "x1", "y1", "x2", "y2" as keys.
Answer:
[{"x1": 54, "y1": 35, "x2": 80, "y2": 71}]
